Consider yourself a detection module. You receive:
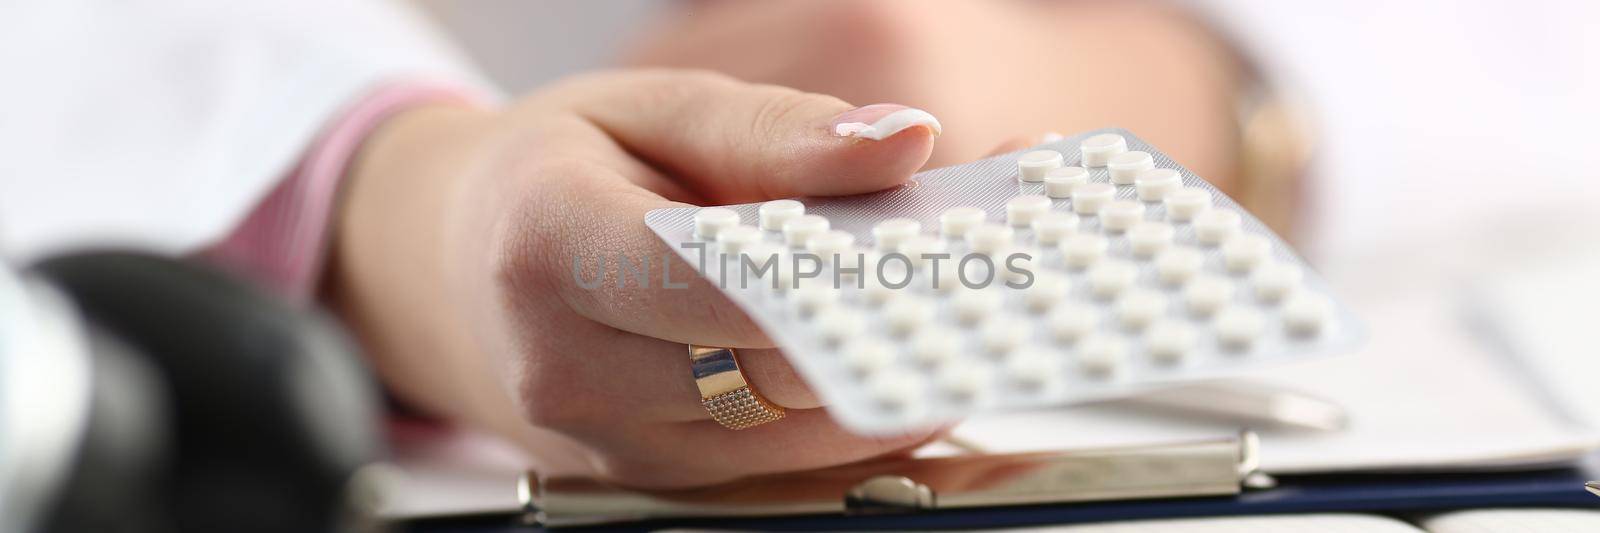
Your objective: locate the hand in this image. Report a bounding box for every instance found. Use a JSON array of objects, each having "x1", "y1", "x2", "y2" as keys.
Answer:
[{"x1": 328, "y1": 69, "x2": 944, "y2": 488}]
